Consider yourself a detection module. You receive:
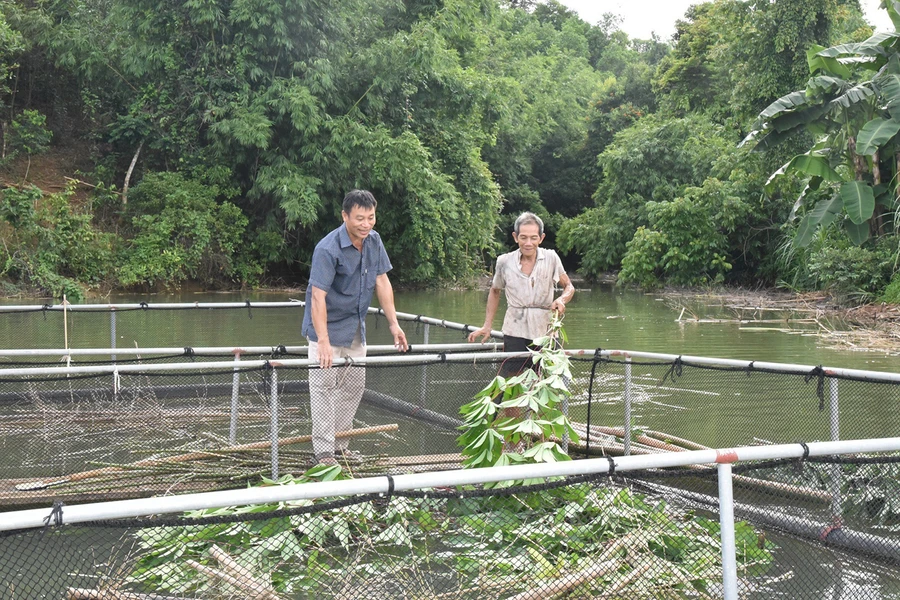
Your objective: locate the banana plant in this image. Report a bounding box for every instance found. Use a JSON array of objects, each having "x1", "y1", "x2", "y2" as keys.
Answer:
[{"x1": 742, "y1": 1, "x2": 900, "y2": 248}]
